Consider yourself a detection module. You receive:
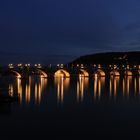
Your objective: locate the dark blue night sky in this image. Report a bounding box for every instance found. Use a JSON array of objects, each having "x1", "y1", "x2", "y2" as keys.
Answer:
[{"x1": 0, "y1": 0, "x2": 140, "y2": 64}]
